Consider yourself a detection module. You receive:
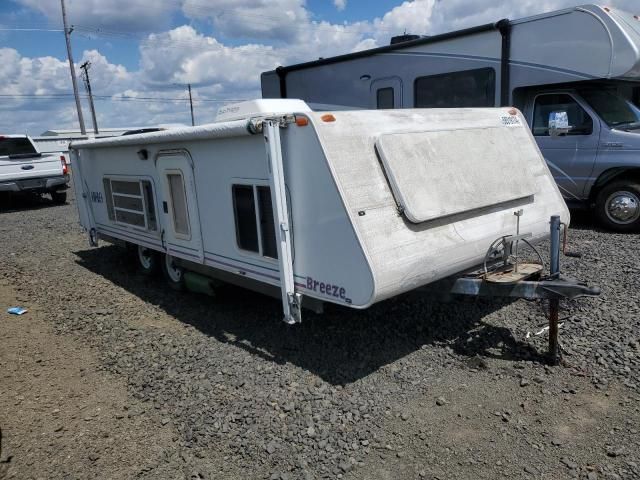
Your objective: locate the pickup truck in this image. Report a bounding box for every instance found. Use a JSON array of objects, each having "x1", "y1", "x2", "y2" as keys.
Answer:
[{"x1": 0, "y1": 134, "x2": 69, "y2": 204}]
